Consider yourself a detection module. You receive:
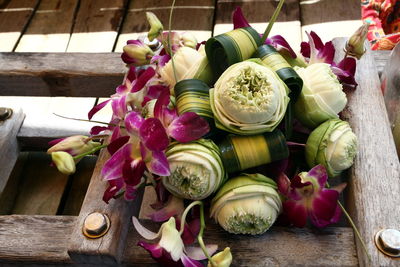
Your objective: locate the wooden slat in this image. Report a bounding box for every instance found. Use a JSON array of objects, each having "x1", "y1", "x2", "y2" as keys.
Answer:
[
  {"x1": 67, "y1": 148, "x2": 143, "y2": 265},
  {"x1": 115, "y1": 0, "x2": 216, "y2": 52},
  {"x1": 213, "y1": 0, "x2": 302, "y2": 50},
  {"x1": 0, "y1": 53, "x2": 125, "y2": 97},
  {"x1": 334, "y1": 38, "x2": 400, "y2": 266},
  {"x1": 67, "y1": 0, "x2": 128, "y2": 52},
  {"x1": 300, "y1": 0, "x2": 362, "y2": 42},
  {"x1": 0, "y1": 215, "x2": 74, "y2": 264},
  {"x1": 124, "y1": 220, "x2": 358, "y2": 266},
  {"x1": 0, "y1": 108, "x2": 24, "y2": 197},
  {"x1": 372, "y1": 50, "x2": 391, "y2": 77},
  {"x1": 15, "y1": 0, "x2": 79, "y2": 52},
  {"x1": 11, "y1": 151, "x2": 69, "y2": 215},
  {"x1": 0, "y1": 0, "x2": 39, "y2": 52}
]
